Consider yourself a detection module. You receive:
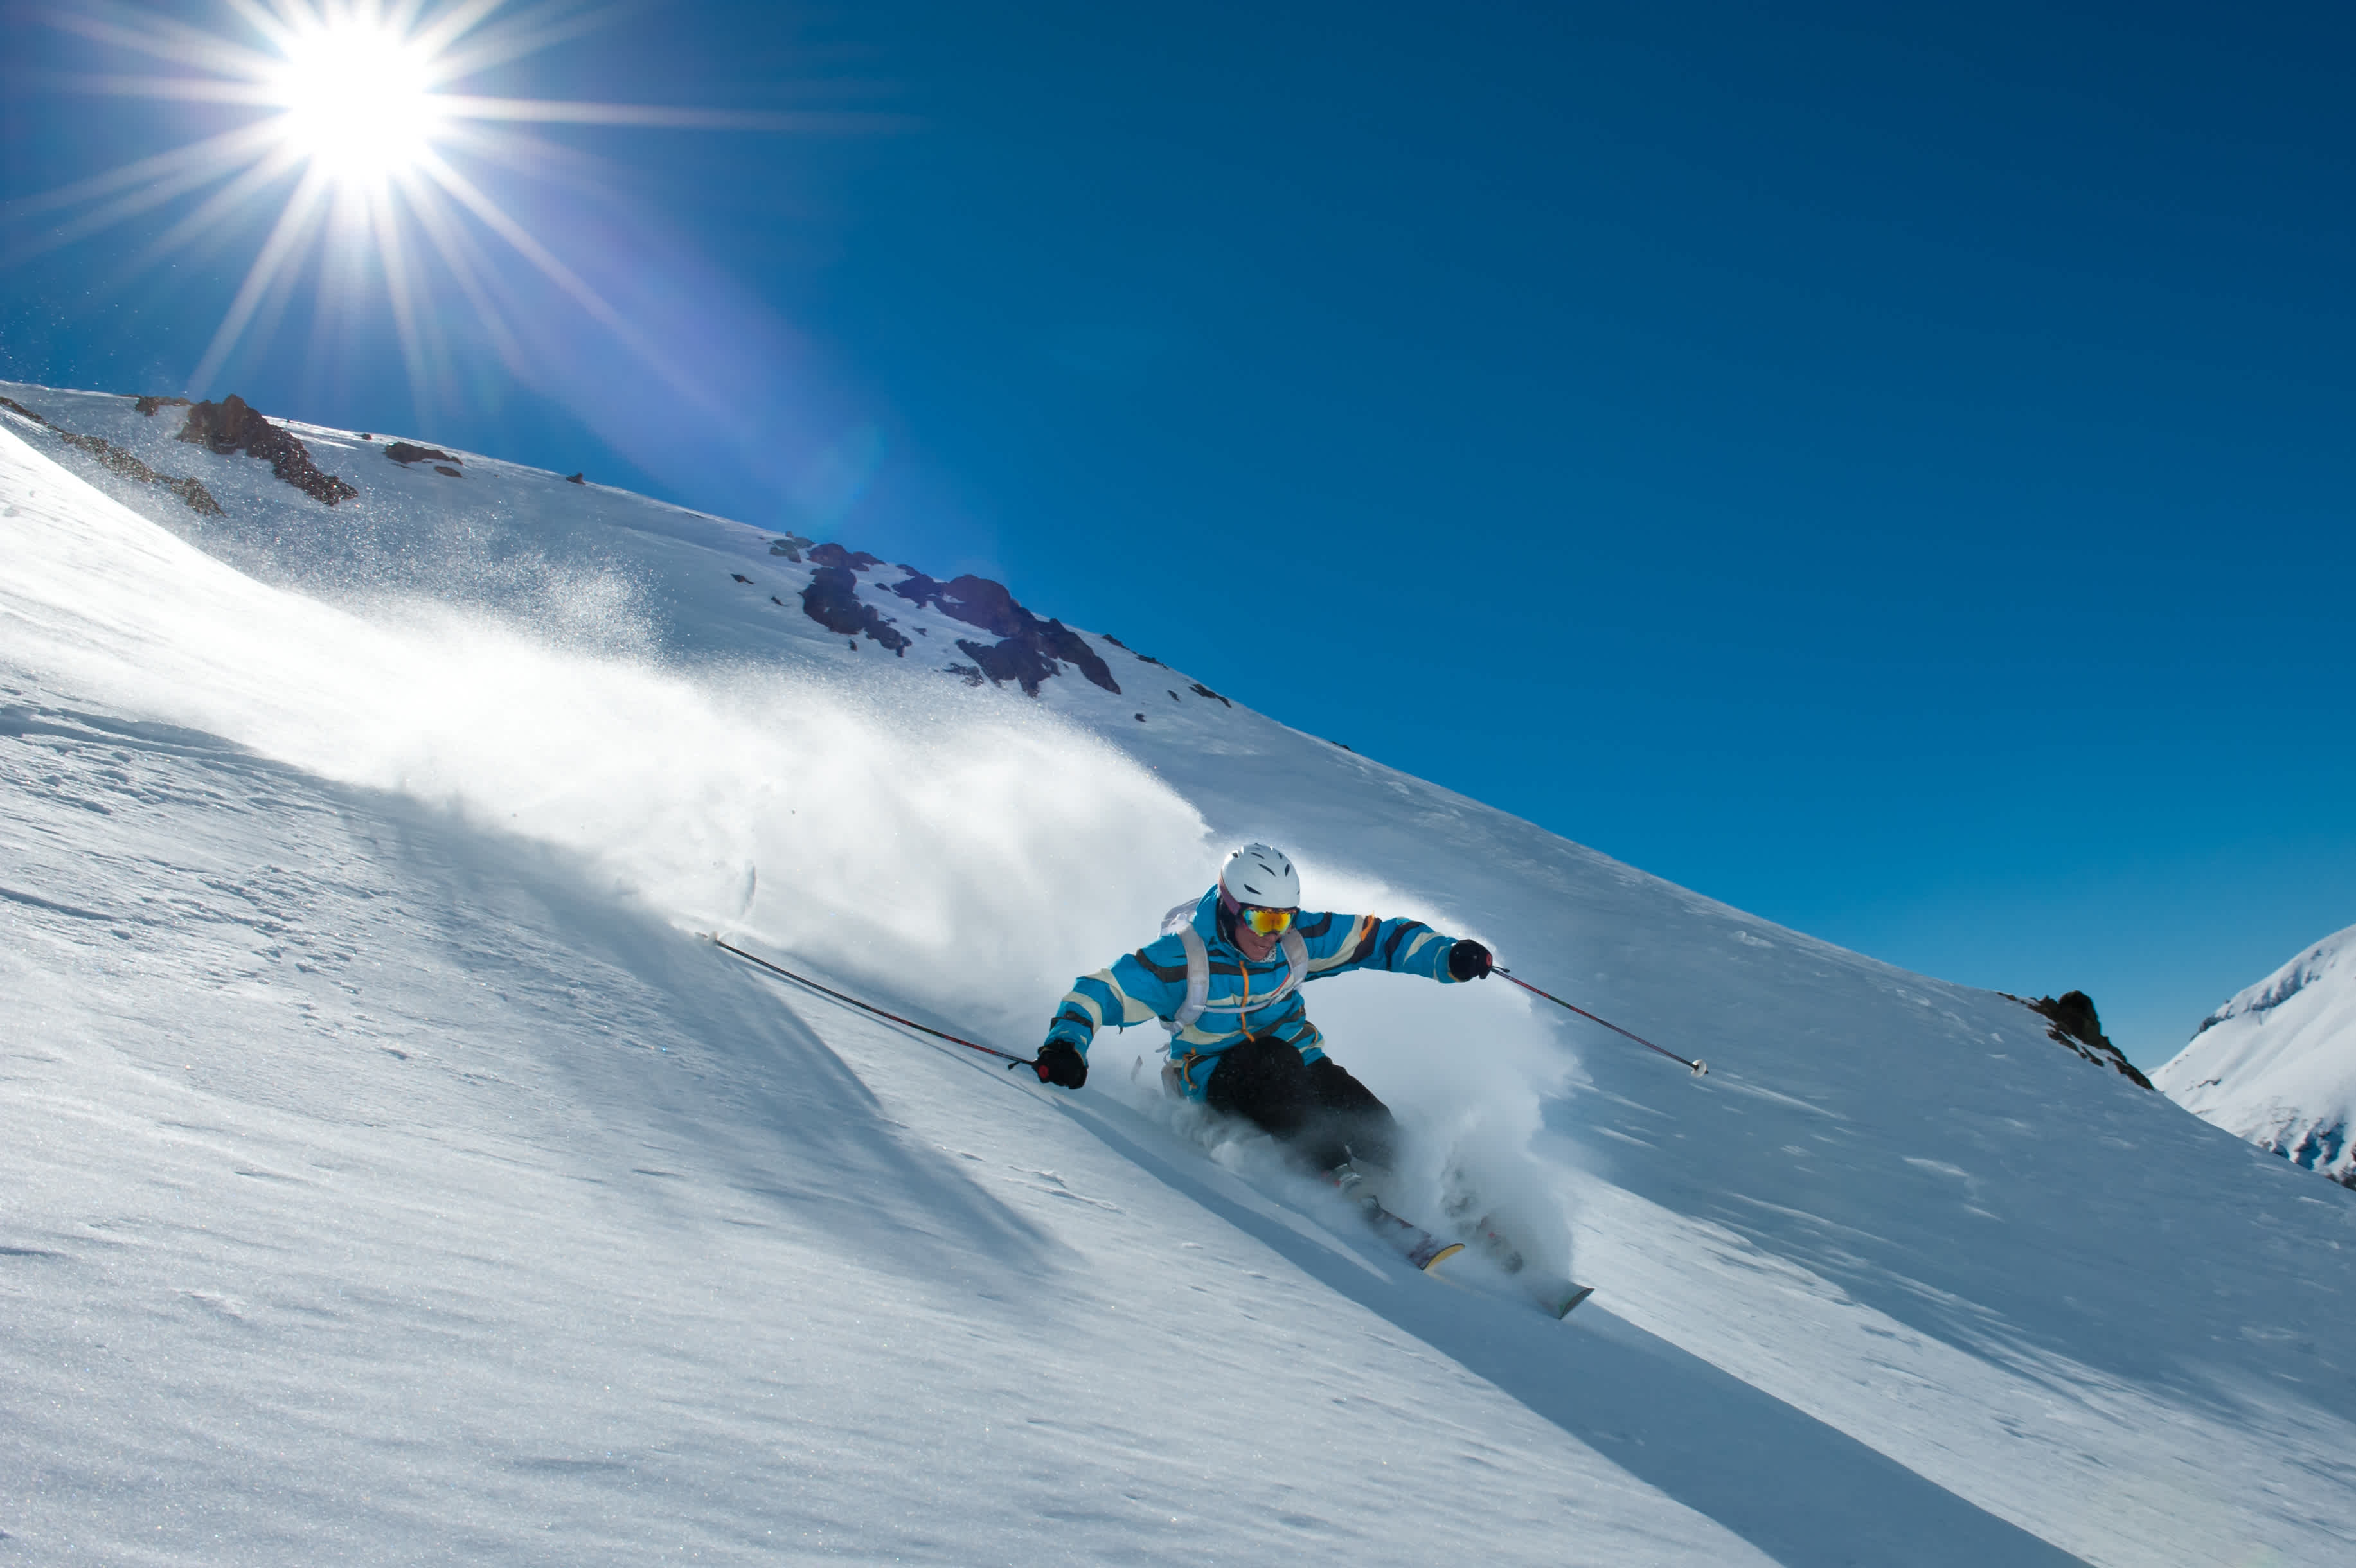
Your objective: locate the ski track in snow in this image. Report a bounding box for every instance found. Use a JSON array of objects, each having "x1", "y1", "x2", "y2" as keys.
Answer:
[{"x1": 4, "y1": 388, "x2": 2354, "y2": 1565}]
